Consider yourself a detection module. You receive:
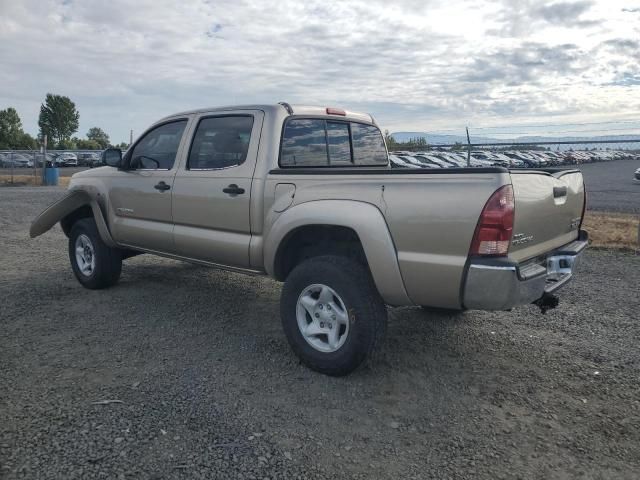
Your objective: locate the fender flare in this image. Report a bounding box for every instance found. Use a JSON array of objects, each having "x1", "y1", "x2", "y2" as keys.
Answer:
[
  {"x1": 29, "y1": 190, "x2": 116, "y2": 247},
  {"x1": 264, "y1": 200, "x2": 413, "y2": 306}
]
